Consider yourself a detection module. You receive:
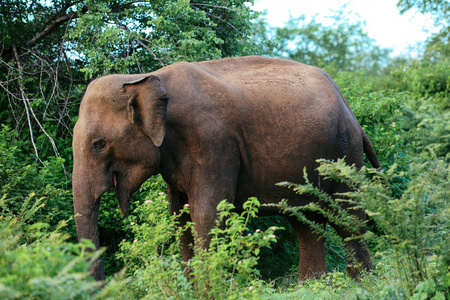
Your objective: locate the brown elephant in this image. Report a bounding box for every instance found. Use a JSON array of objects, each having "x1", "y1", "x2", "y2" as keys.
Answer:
[{"x1": 72, "y1": 56, "x2": 380, "y2": 281}]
